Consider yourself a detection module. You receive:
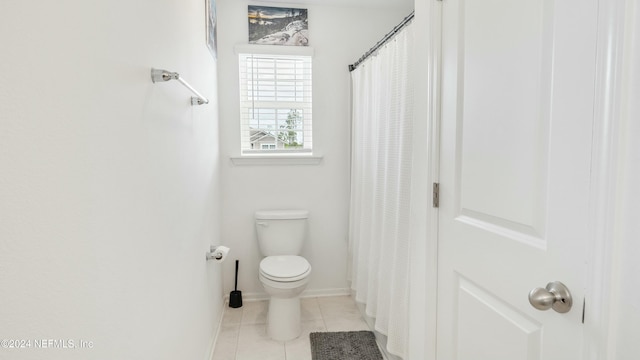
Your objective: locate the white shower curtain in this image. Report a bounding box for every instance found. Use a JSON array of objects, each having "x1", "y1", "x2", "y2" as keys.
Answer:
[{"x1": 349, "y1": 23, "x2": 414, "y2": 359}]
